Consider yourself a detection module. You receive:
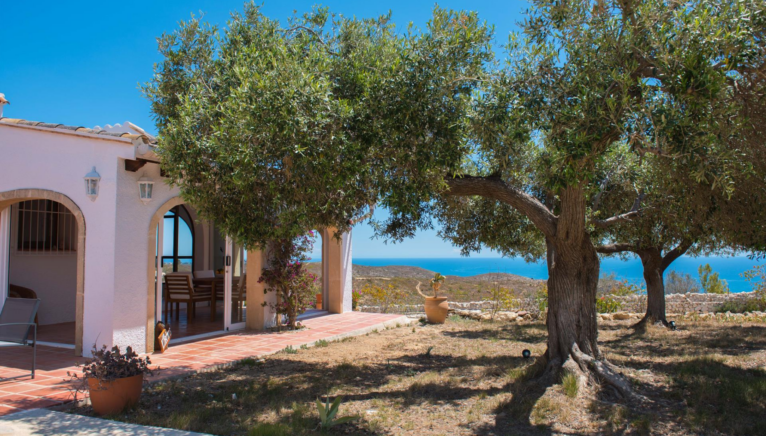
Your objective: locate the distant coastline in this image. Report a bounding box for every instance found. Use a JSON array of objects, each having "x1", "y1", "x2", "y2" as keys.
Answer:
[{"x1": 307, "y1": 255, "x2": 765, "y2": 293}]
